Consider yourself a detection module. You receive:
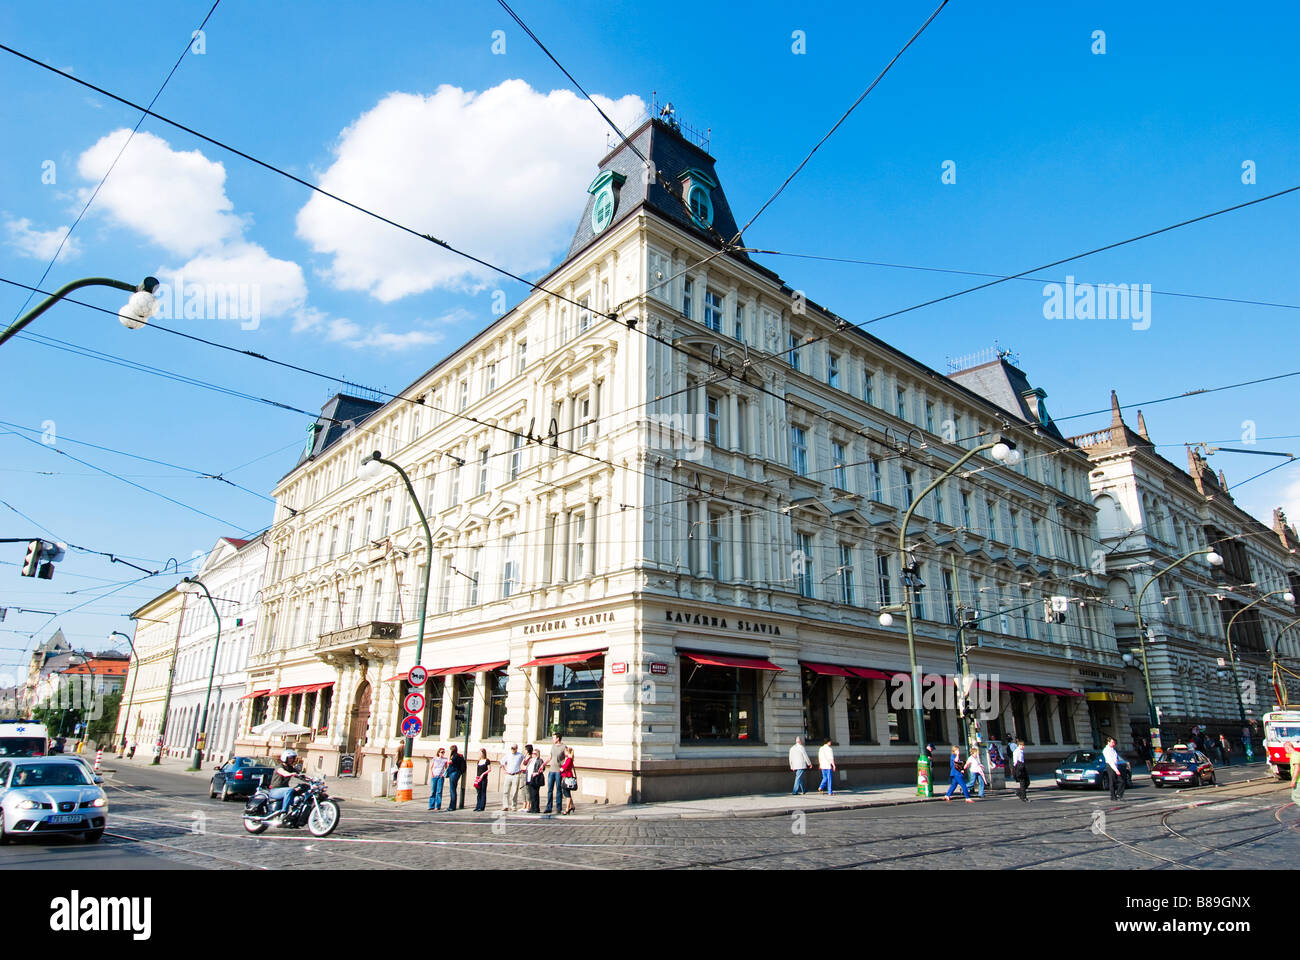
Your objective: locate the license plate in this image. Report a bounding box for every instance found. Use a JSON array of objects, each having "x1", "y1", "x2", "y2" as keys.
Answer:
[
  {"x1": 49, "y1": 815, "x2": 82, "y2": 824},
  {"x1": 1065, "y1": 774, "x2": 1082, "y2": 780}
]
